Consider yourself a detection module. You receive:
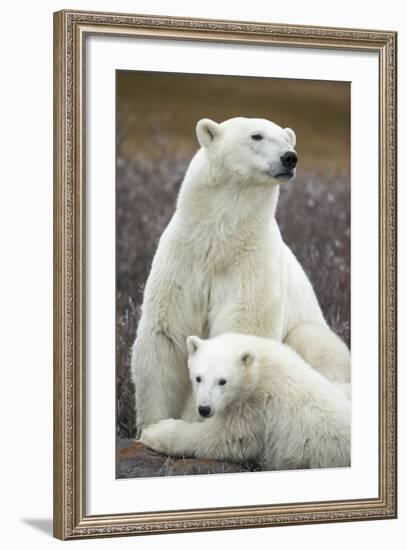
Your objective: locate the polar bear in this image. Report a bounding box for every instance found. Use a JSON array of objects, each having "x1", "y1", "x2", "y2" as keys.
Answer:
[
  {"x1": 131, "y1": 116, "x2": 350, "y2": 434},
  {"x1": 140, "y1": 333, "x2": 351, "y2": 470}
]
